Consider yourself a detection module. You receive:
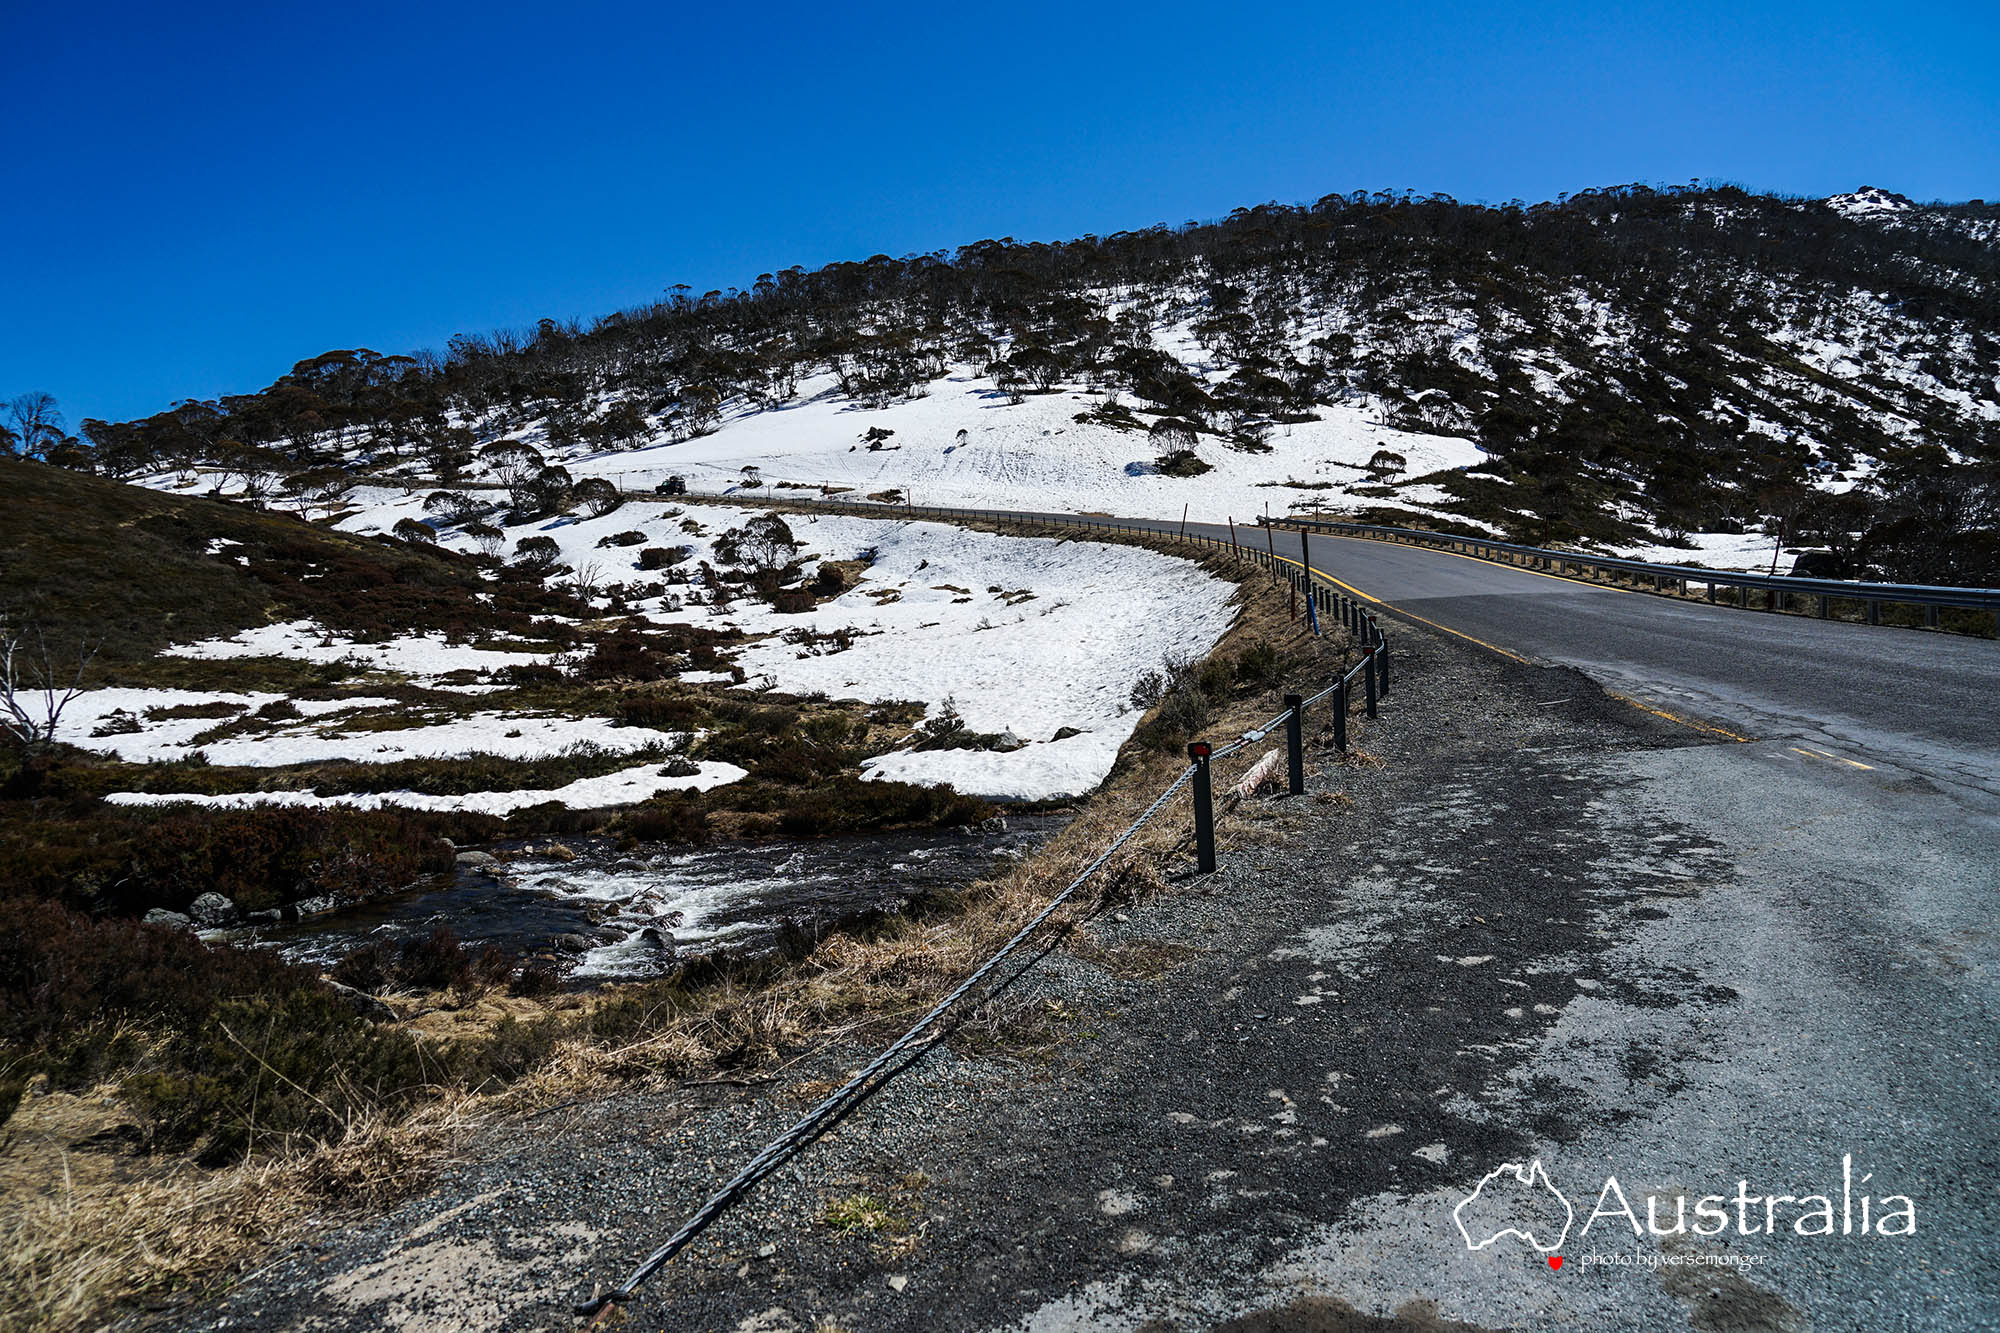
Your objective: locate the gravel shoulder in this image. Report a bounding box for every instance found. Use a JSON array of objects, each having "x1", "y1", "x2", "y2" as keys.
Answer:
[{"x1": 156, "y1": 617, "x2": 2000, "y2": 1333}]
